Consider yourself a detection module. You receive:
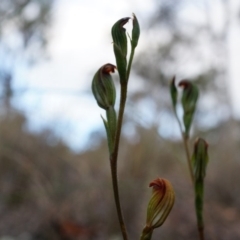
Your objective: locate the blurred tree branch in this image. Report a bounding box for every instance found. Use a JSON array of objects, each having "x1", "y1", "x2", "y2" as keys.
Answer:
[{"x1": 0, "y1": 0, "x2": 54, "y2": 112}]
